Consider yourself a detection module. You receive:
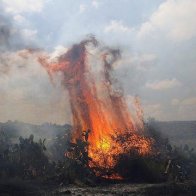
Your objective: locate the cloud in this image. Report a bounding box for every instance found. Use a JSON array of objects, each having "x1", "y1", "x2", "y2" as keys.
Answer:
[
  {"x1": 130, "y1": 53, "x2": 157, "y2": 71},
  {"x1": 92, "y1": 0, "x2": 100, "y2": 8},
  {"x1": 13, "y1": 14, "x2": 26, "y2": 23},
  {"x1": 137, "y1": 0, "x2": 196, "y2": 42},
  {"x1": 146, "y1": 78, "x2": 181, "y2": 90},
  {"x1": 182, "y1": 97, "x2": 196, "y2": 105},
  {"x1": 172, "y1": 97, "x2": 196, "y2": 106},
  {"x1": 21, "y1": 28, "x2": 37, "y2": 39},
  {"x1": 171, "y1": 97, "x2": 196, "y2": 120},
  {"x1": 104, "y1": 20, "x2": 132, "y2": 33},
  {"x1": 0, "y1": 1, "x2": 39, "y2": 51},
  {"x1": 115, "y1": 53, "x2": 157, "y2": 73},
  {"x1": 50, "y1": 45, "x2": 68, "y2": 60},
  {"x1": 171, "y1": 98, "x2": 180, "y2": 106},
  {"x1": 79, "y1": 4, "x2": 87, "y2": 13},
  {"x1": 0, "y1": 23, "x2": 38, "y2": 50},
  {"x1": 18, "y1": 28, "x2": 38, "y2": 44},
  {"x1": 2, "y1": 0, "x2": 45, "y2": 14}
]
